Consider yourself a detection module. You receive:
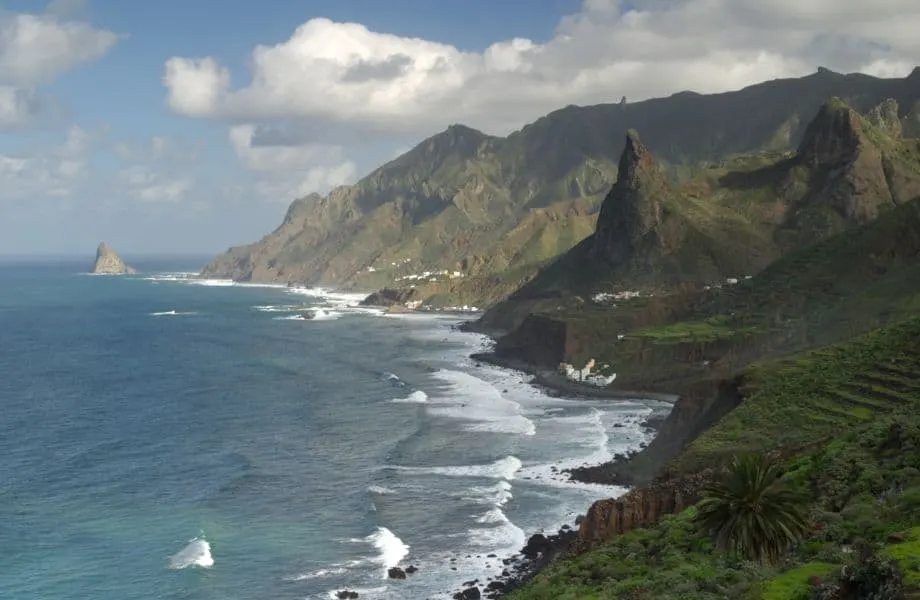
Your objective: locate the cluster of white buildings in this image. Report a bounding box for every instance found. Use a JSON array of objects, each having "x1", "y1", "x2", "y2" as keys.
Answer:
[
  {"x1": 396, "y1": 269, "x2": 464, "y2": 283},
  {"x1": 592, "y1": 290, "x2": 644, "y2": 303},
  {"x1": 558, "y1": 358, "x2": 617, "y2": 387}
]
